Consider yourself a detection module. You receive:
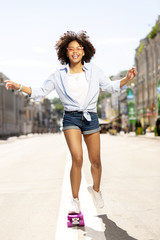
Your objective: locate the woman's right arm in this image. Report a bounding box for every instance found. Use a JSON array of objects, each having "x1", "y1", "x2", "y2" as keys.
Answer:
[
  {"x1": 4, "y1": 74, "x2": 55, "y2": 100},
  {"x1": 4, "y1": 80, "x2": 32, "y2": 95}
]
